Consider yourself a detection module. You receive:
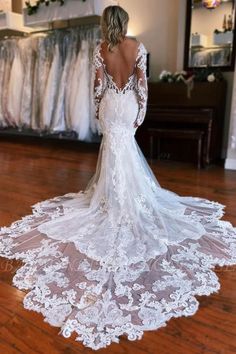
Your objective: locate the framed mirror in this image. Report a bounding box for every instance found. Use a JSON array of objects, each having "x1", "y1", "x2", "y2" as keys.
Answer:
[{"x1": 184, "y1": 0, "x2": 236, "y2": 71}]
